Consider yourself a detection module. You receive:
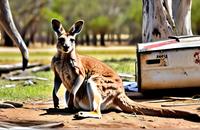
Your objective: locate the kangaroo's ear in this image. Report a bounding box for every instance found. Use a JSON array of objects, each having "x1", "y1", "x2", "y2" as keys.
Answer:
[
  {"x1": 68, "y1": 20, "x2": 84, "y2": 36},
  {"x1": 51, "y1": 19, "x2": 66, "y2": 36}
]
